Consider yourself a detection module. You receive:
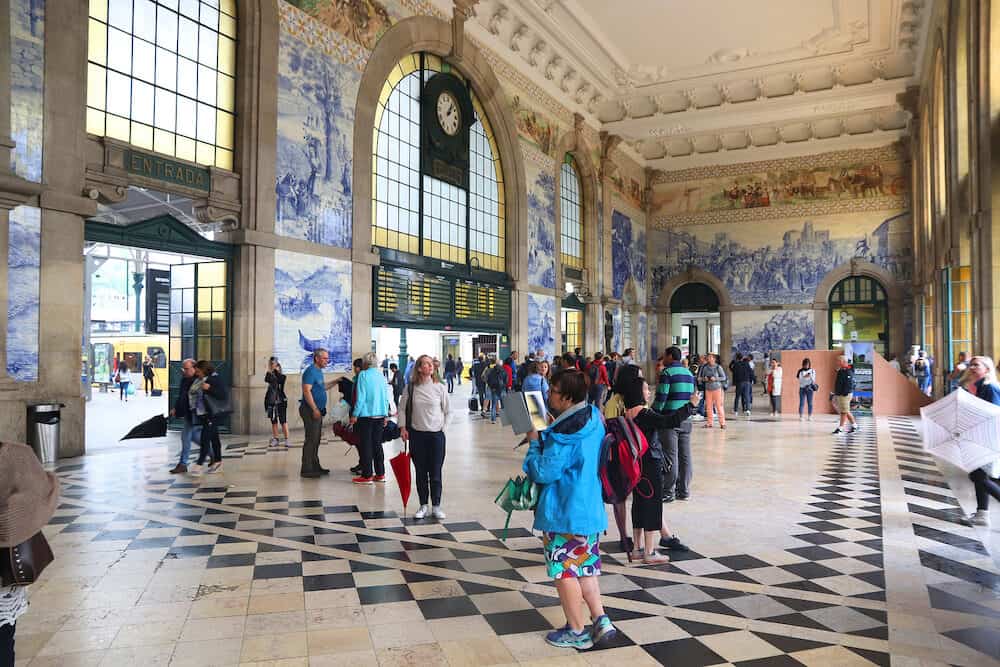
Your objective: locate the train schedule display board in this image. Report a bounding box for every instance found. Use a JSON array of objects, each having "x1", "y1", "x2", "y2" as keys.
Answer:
[{"x1": 145, "y1": 269, "x2": 170, "y2": 335}]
